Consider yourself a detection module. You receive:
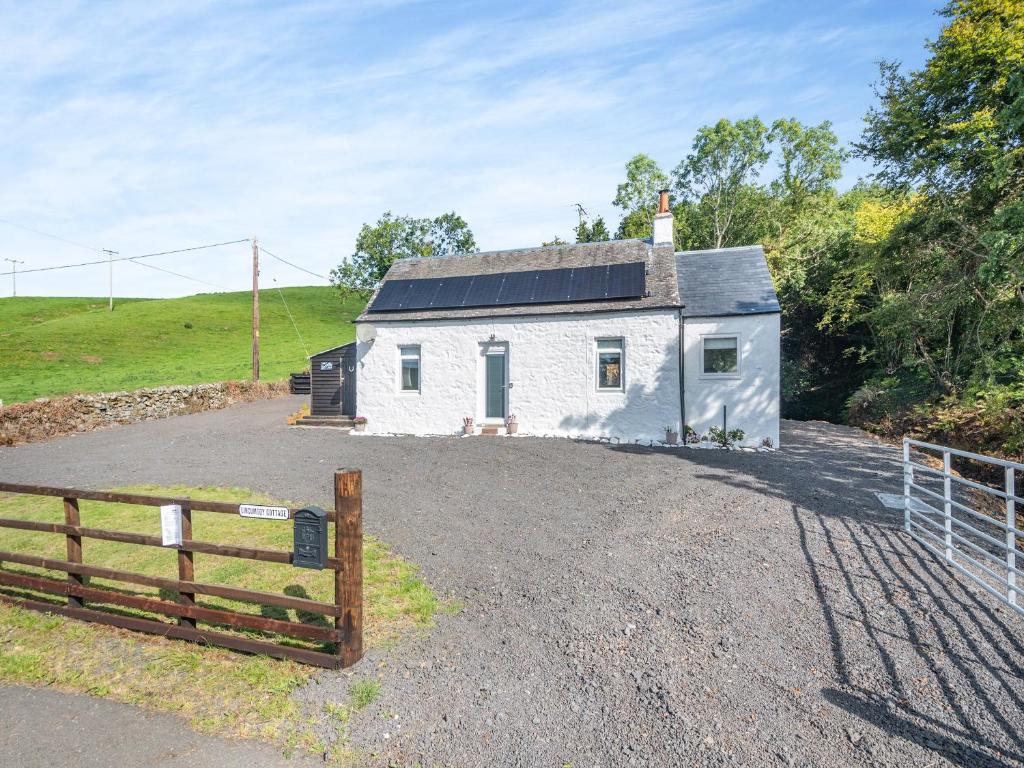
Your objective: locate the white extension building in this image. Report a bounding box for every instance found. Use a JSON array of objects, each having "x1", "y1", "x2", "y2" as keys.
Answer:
[{"x1": 351, "y1": 199, "x2": 781, "y2": 447}]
